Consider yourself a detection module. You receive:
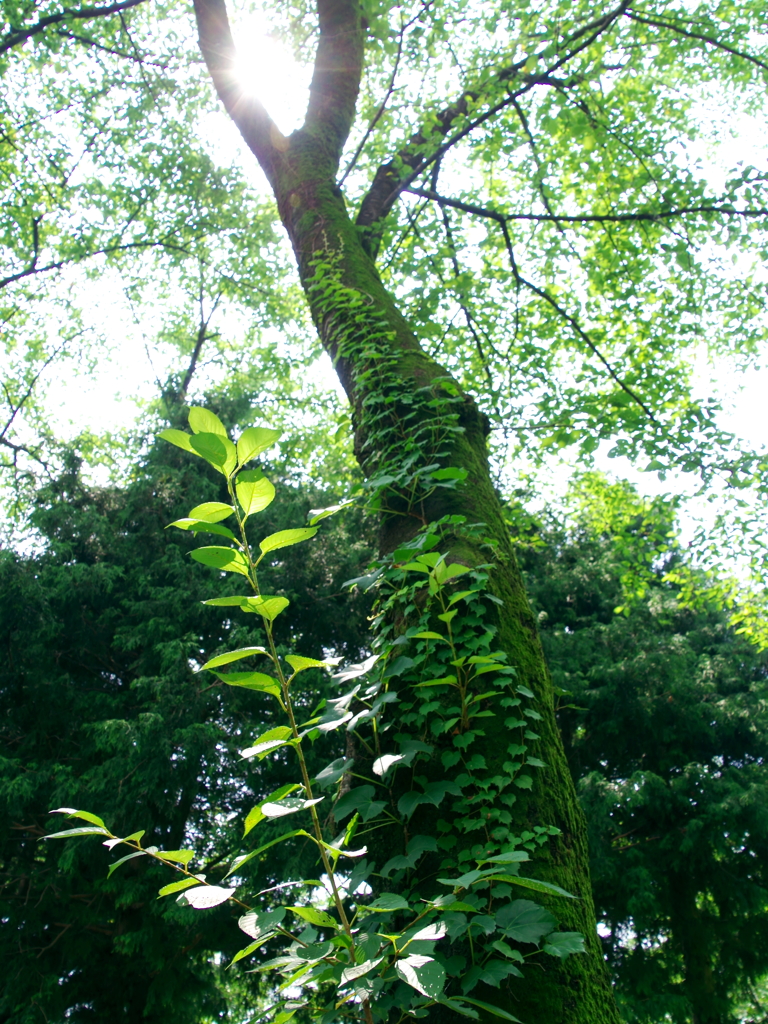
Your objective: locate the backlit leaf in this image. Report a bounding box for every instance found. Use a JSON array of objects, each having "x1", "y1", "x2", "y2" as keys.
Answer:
[
  {"x1": 188, "y1": 407, "x2": 227, "y2": 436},
  {"x1": 190, "y1": 546, "x2": 250, "y2": 577},
  {"x1": 237, "y1": 426, "x2": 281, "y2": 464},
  {"x1": 237, "y1": 471, "x2": 276, "y2": 516},
  {"x1": 200, "y1": 647, "x2": 269, "y2": 671},
  {"x1": 259, "y1": 528, "x2": 317, "y2": 556}
]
